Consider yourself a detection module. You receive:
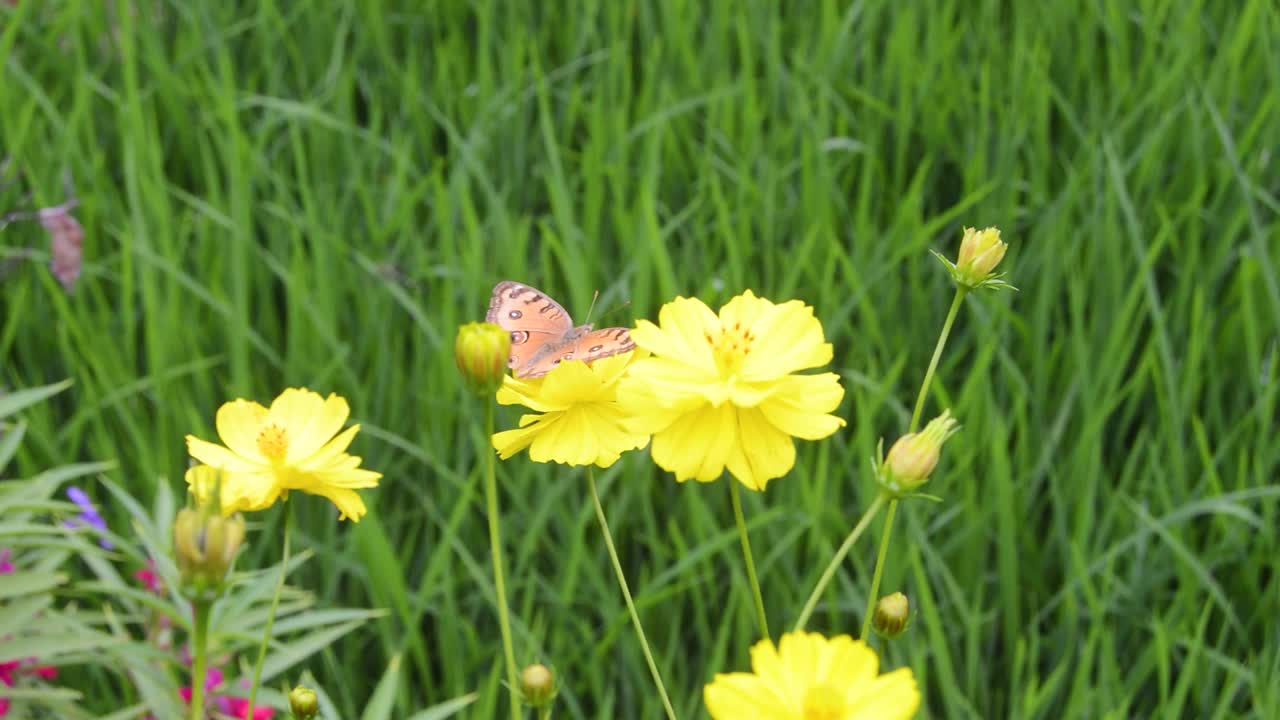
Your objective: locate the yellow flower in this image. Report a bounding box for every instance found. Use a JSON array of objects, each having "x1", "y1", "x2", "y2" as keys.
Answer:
[
  {"x1": 492, "y1": 351, "x2": 649, "y2": 467},
  {"x1": 185, "y1": 388, "x2": 381, "y2": 521},
  {"x1": 618, "y1": 291, "x2": 845, "y2": 491},
  {"x1": 704, "y1": 632, "x2": 920, "y2": 720}
]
